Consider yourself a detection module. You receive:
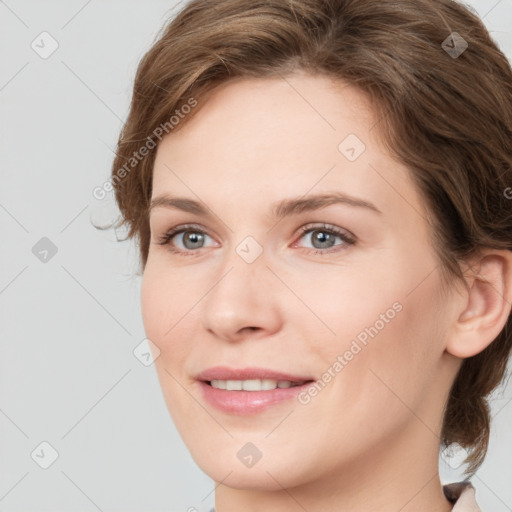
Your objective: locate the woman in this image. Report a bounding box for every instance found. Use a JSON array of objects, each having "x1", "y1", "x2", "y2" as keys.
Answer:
[{"x1": 108, "y1": 0, "x2": 512, "y2": 510}]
